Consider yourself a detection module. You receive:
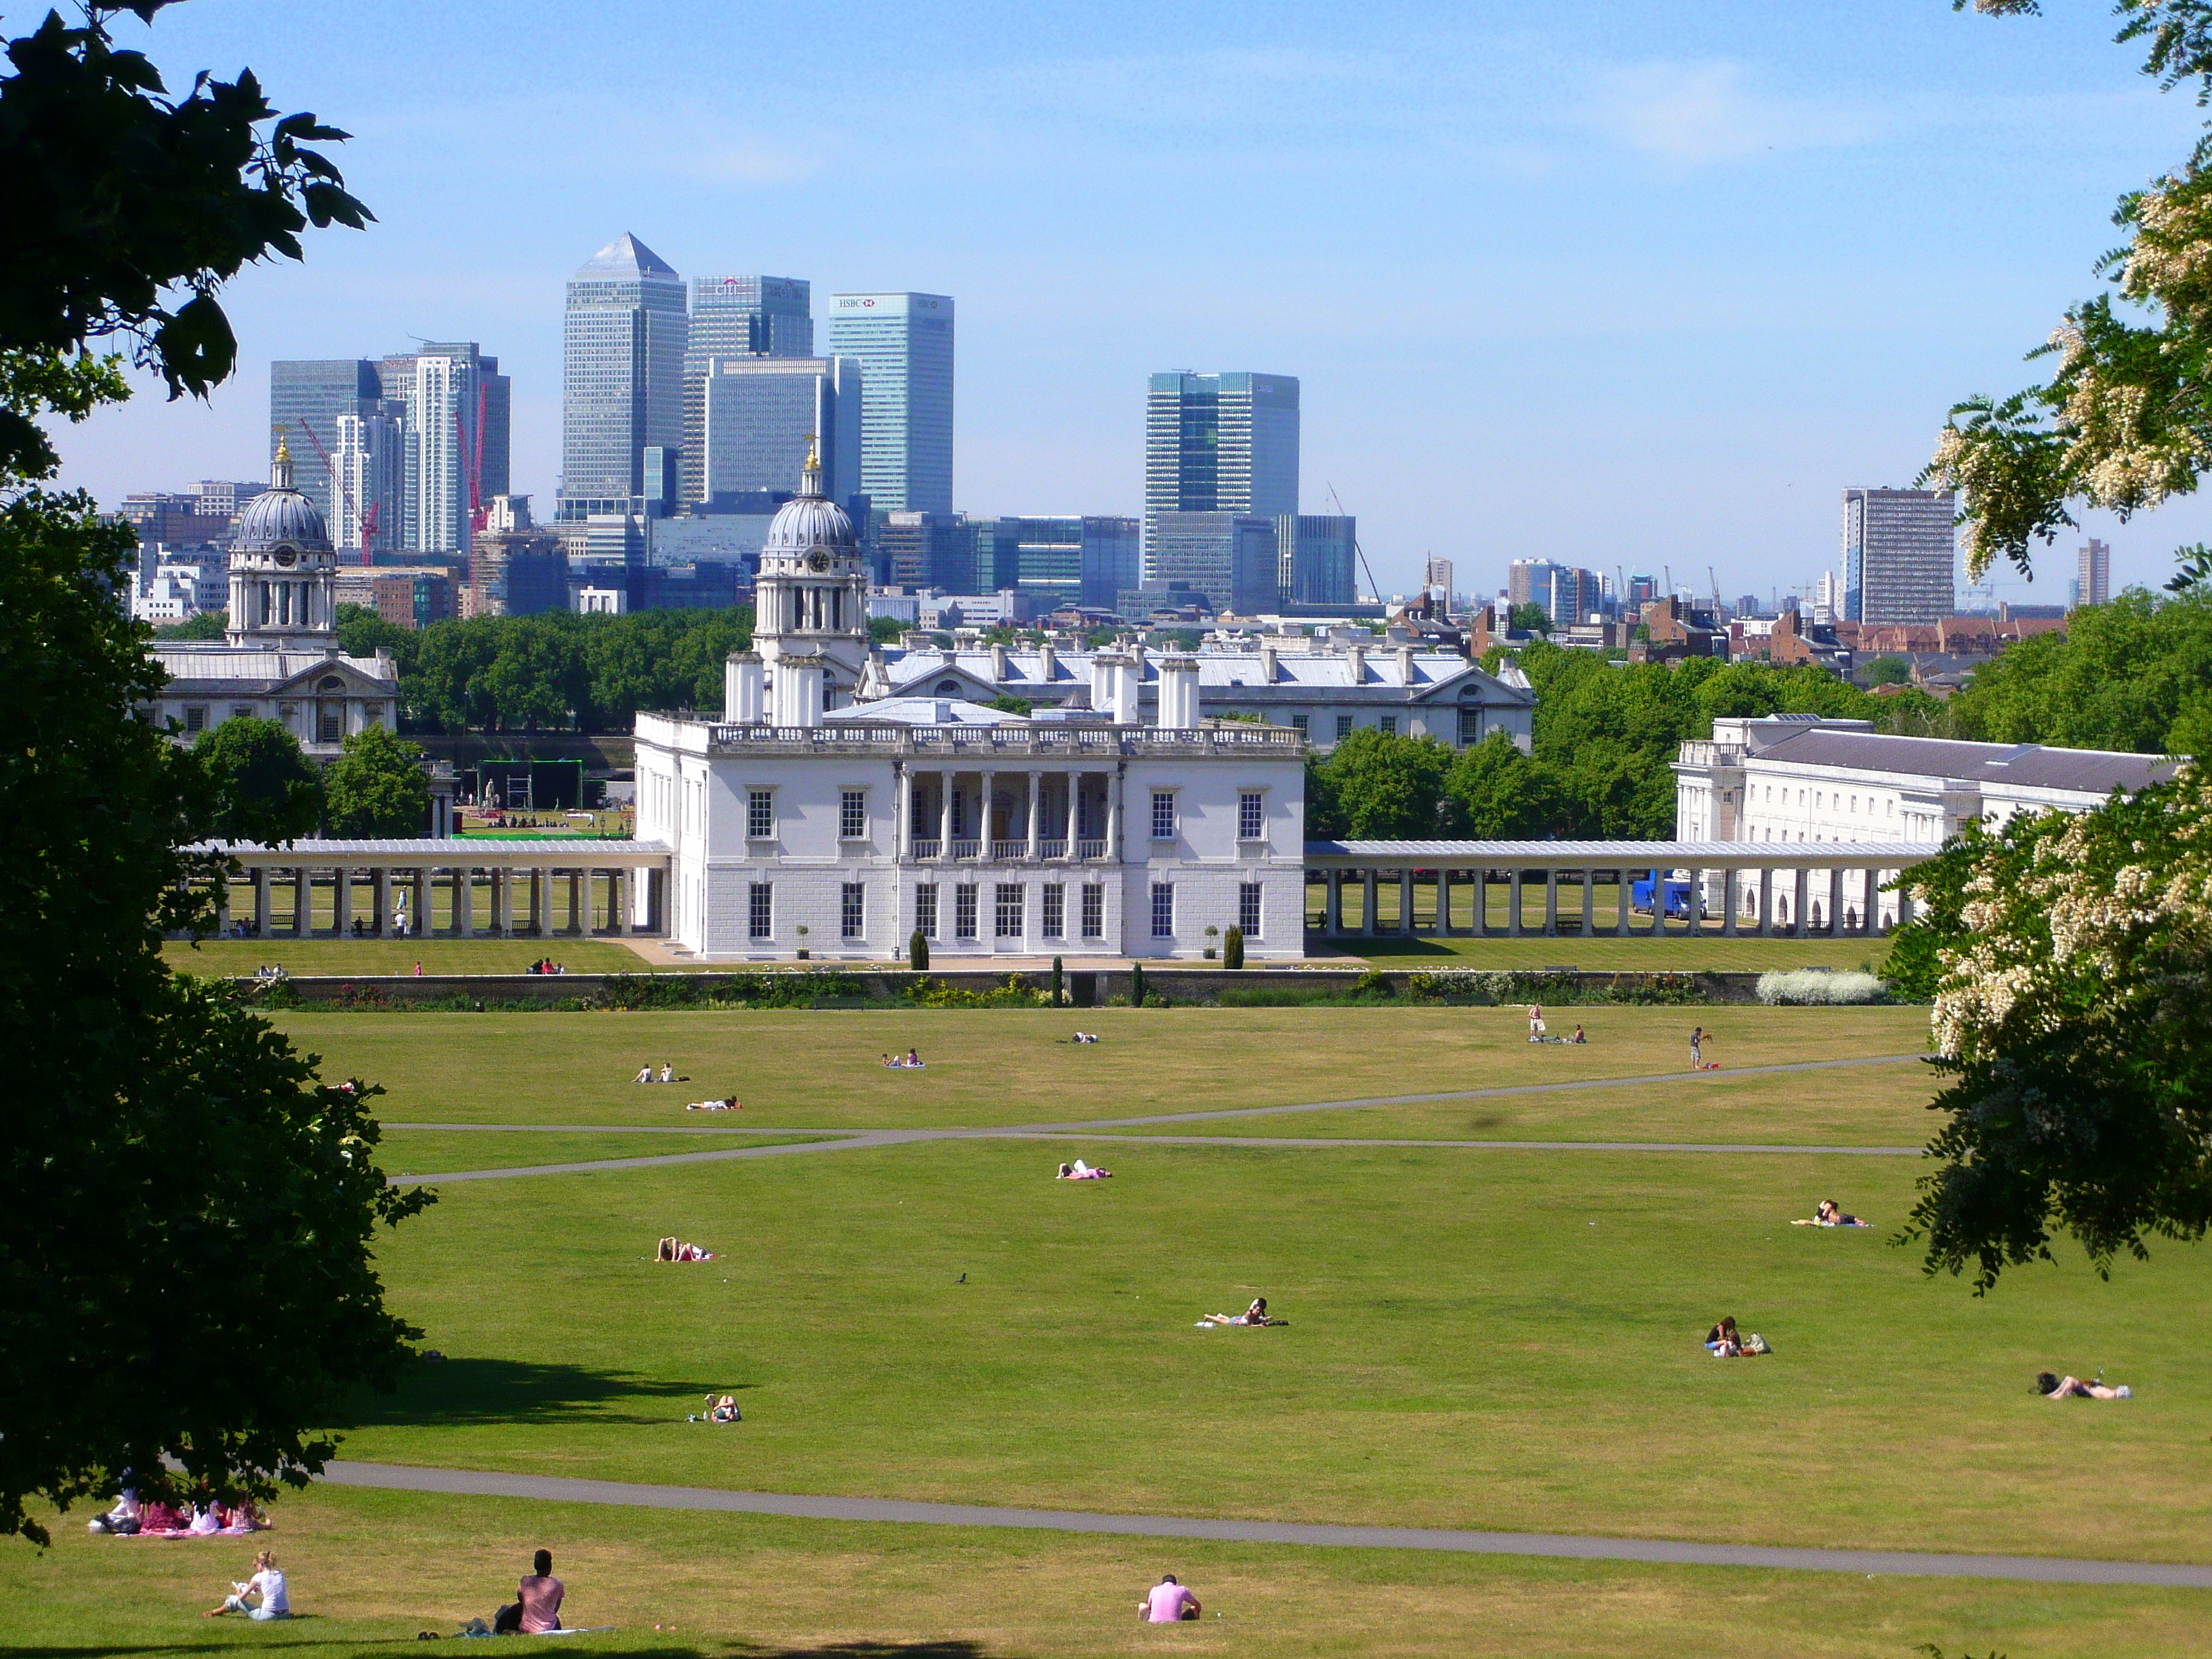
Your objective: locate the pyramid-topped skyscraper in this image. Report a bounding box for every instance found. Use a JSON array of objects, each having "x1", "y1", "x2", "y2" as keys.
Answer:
[{"x1": 560, "y1": 232, "x2": 687, "y2": 518}]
